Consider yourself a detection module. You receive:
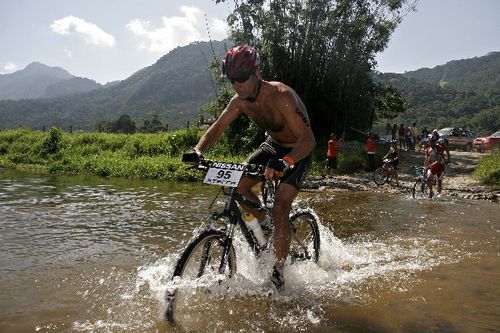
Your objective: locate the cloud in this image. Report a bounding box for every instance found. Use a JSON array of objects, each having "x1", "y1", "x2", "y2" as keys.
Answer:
[
  {"x1": 127, "y1": 6, "x2": 228, "y2": 53},
  {"x1": 50, "y1": 15, "x2": 116, "y2": 47},
  {"x1": 64, "y1": 49, "x2": 72, "y2": 57},
  {"x1": 210, "y1": 18, "x2": 228, "y2": 40},
  {"x1": 2, "y1": 61, "x2": 19, "y2": 73}
]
